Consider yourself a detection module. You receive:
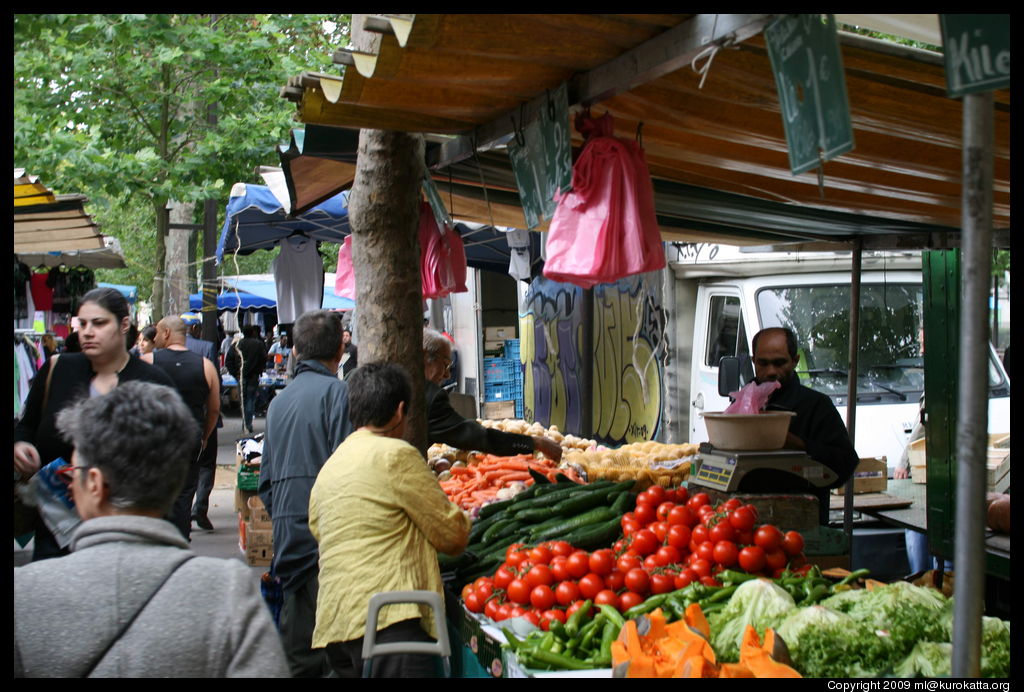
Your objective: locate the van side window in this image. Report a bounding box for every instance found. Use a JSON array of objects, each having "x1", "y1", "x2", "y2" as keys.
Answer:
[{"x1": 706, "y1": 296, "x2": 747, "y2": 367}]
